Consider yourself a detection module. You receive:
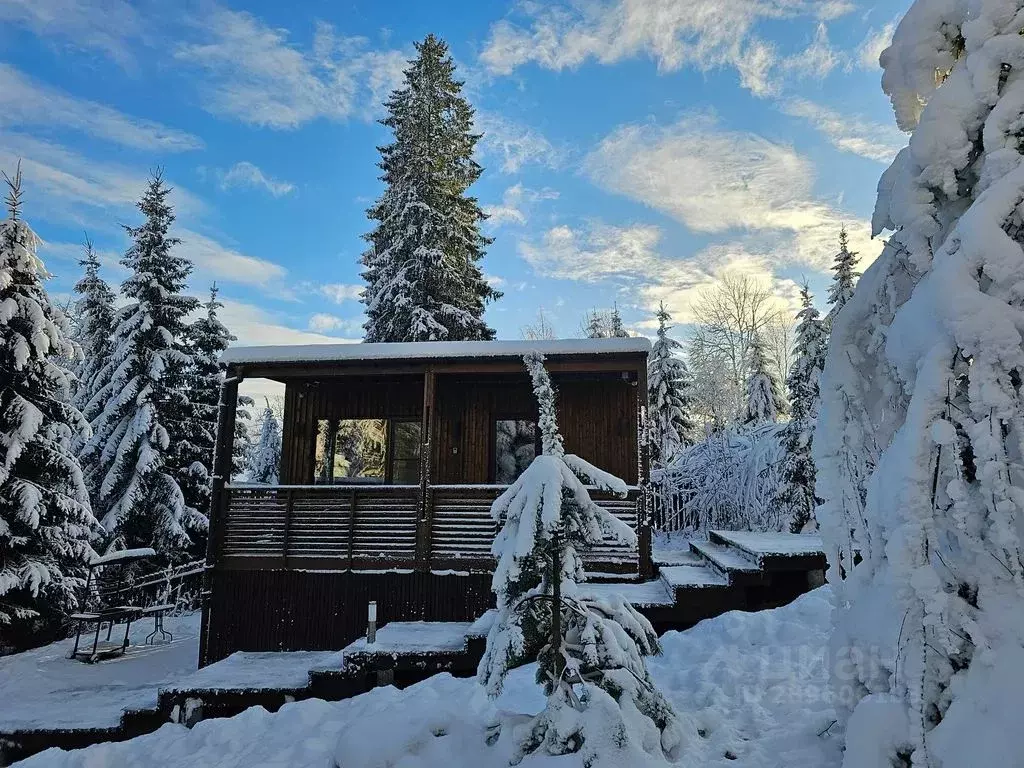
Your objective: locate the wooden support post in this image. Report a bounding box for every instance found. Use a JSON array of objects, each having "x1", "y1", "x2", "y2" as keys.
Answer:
[
  {"x1": 199, "y1": 373, "x2": 240, "y2": 667},
  {"x1": 282, "y1": 488, "x2": 295, "y2": 569},
  {"x1": 416, "y1": 368, "x2": 437, "y2": 571},
  {"x1": 636, "y1": 358, "x2": 654, "y2": 579},
  {"x1": 347, "y1": 489, "x2": 357, "y2": 569}
]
